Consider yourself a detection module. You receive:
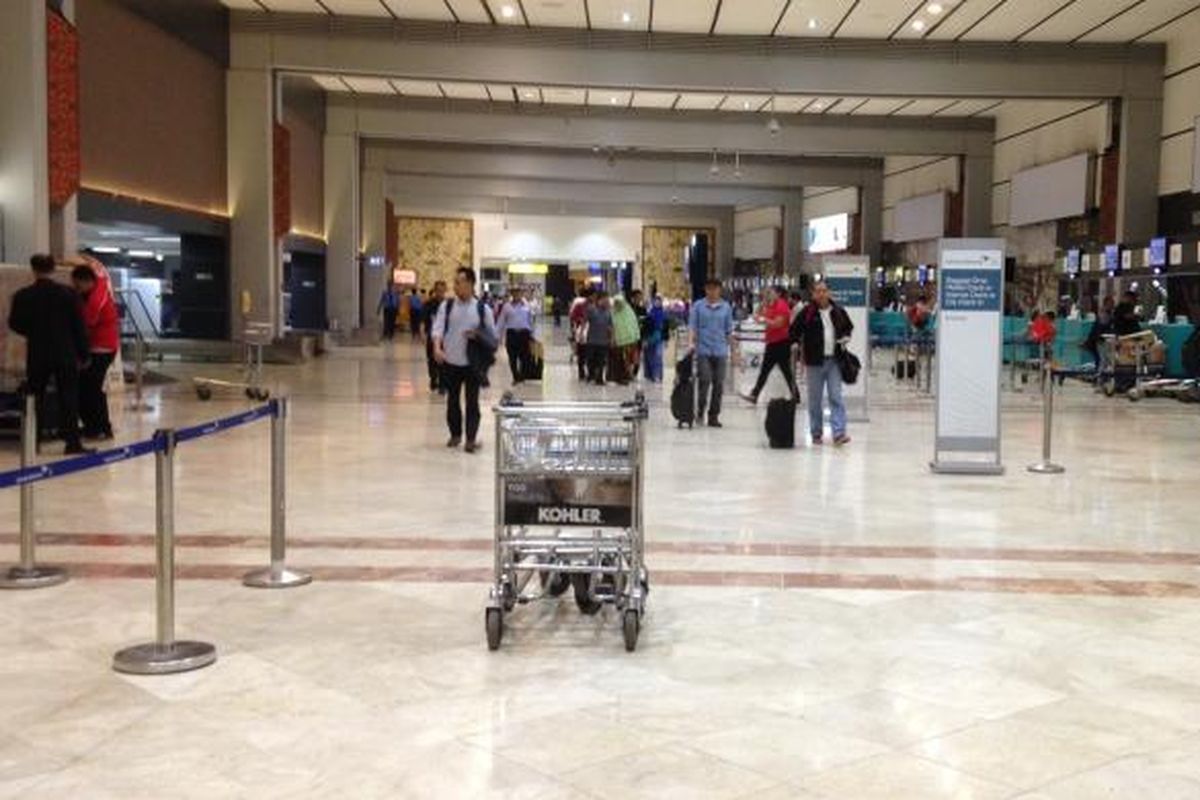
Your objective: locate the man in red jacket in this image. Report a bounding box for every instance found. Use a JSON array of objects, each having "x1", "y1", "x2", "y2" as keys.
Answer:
[{"x1": 71, "y1": 261, "x2": 119, "y2": 440}]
